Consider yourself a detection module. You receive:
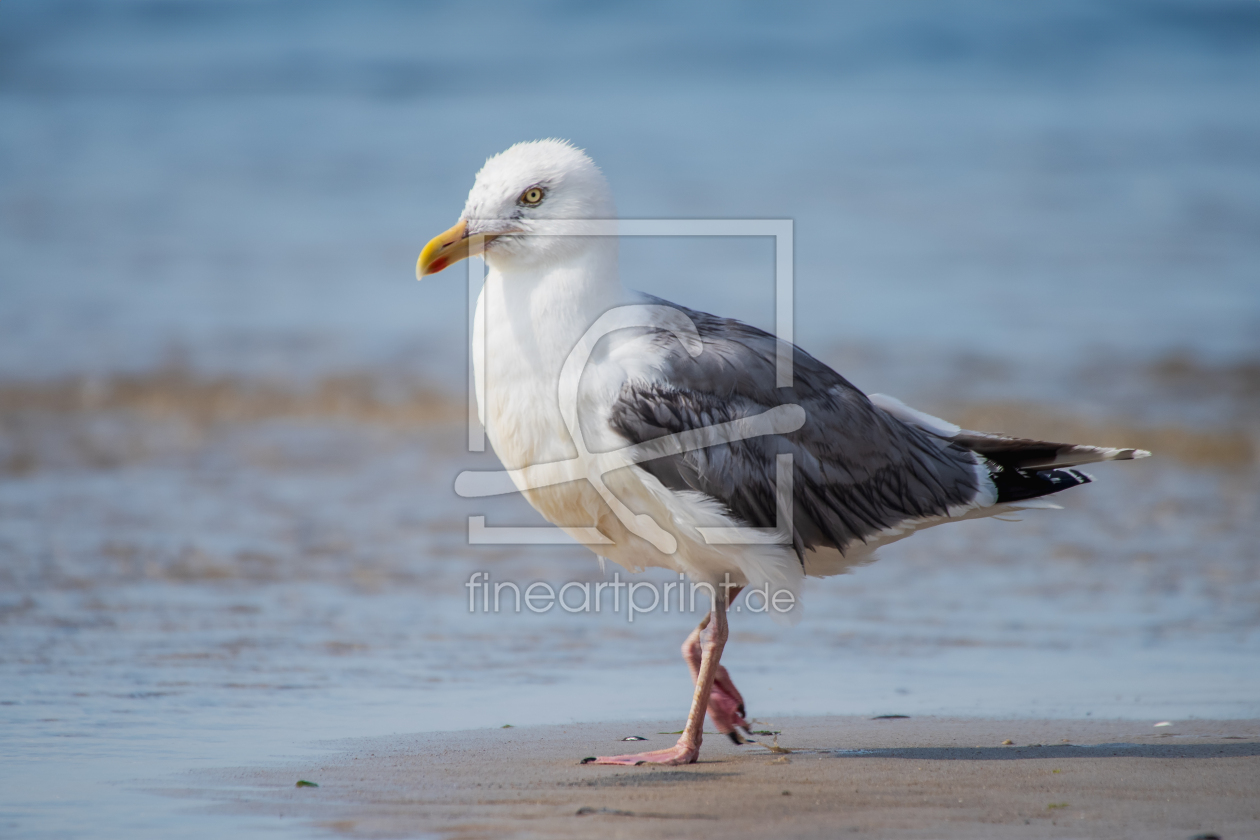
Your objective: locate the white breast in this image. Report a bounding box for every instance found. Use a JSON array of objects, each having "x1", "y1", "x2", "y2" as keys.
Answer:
[{"x1": 470, "y1": 264, "x2": 804, "y2": 611}]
